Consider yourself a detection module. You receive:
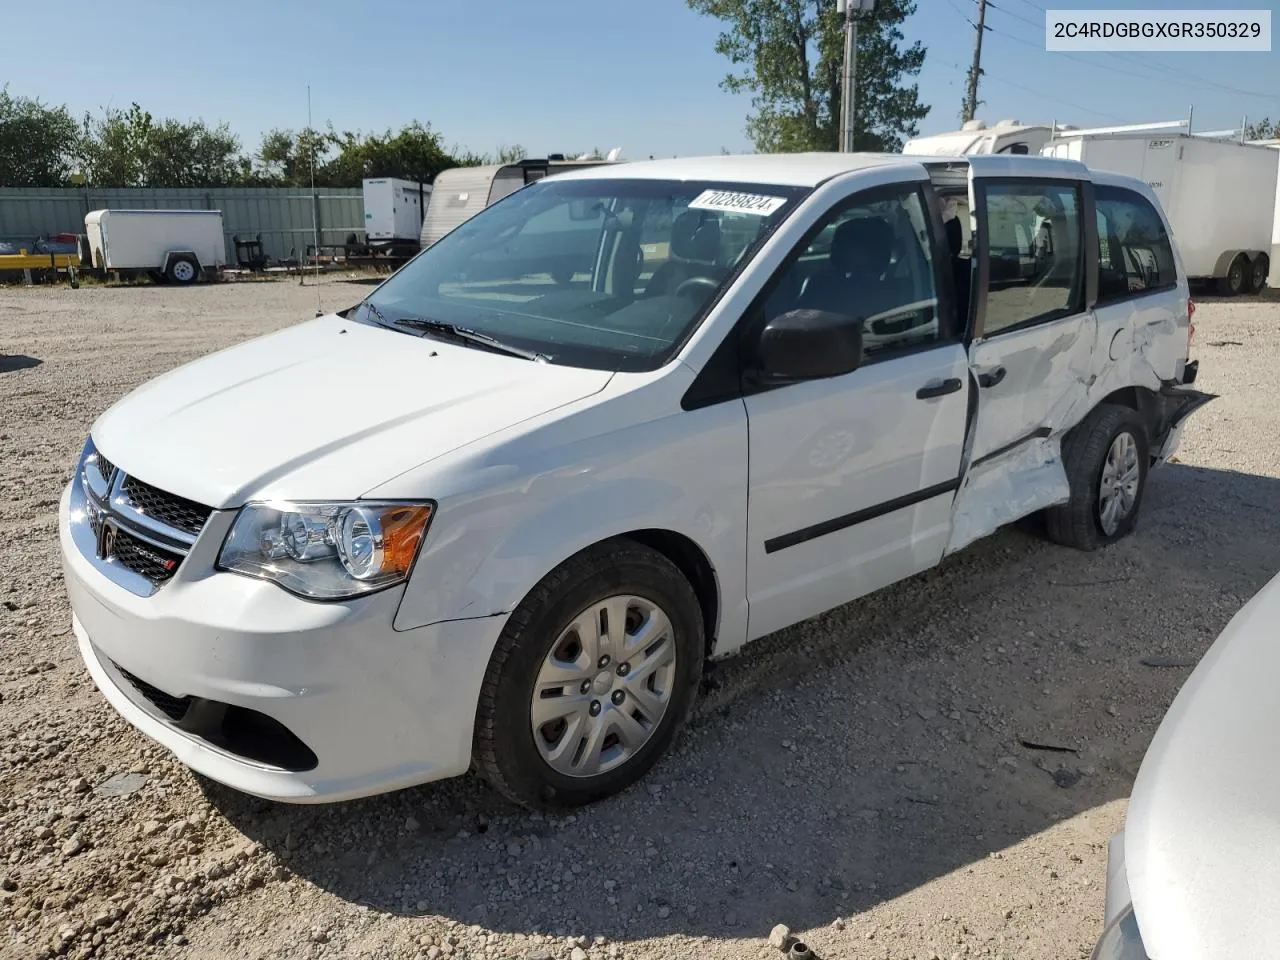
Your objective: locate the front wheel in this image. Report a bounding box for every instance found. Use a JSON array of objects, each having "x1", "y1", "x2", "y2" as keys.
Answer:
[
  {"x1": 1045, "y1": 403, "x2": 1150, "y2": 551},
  {"x1": 473, "y1": 540, "x2": 704, "y2": 809}
]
